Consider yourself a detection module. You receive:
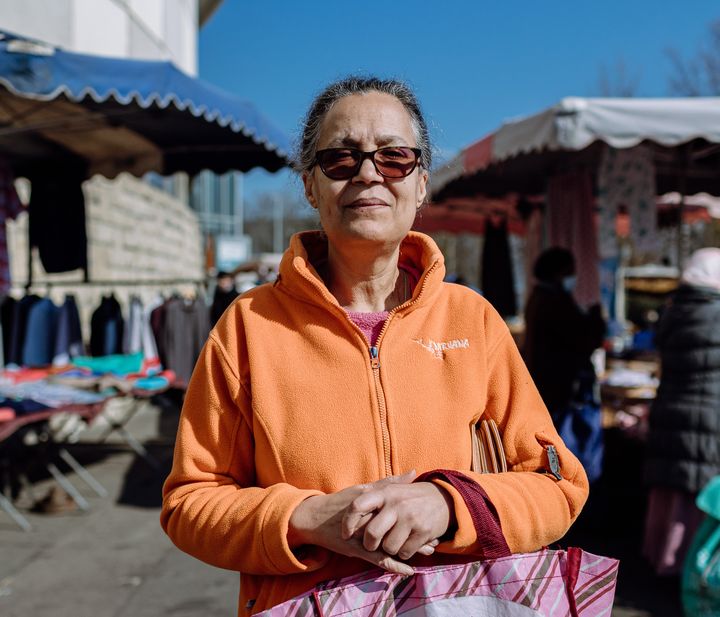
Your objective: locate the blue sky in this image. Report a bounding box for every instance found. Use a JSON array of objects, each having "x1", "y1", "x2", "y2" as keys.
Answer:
[{"x1": 199, "y1": 1, "x2": 719, "y2": 204}]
